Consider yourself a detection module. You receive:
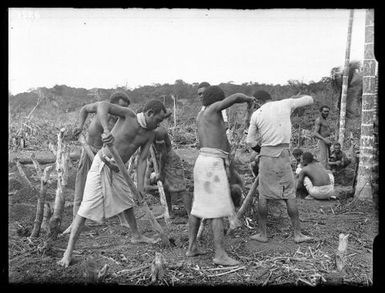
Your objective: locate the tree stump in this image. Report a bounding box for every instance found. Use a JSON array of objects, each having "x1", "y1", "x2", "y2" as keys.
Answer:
[{"x1": 151, "y1": 252, "x2": 166, "y2": 283}]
